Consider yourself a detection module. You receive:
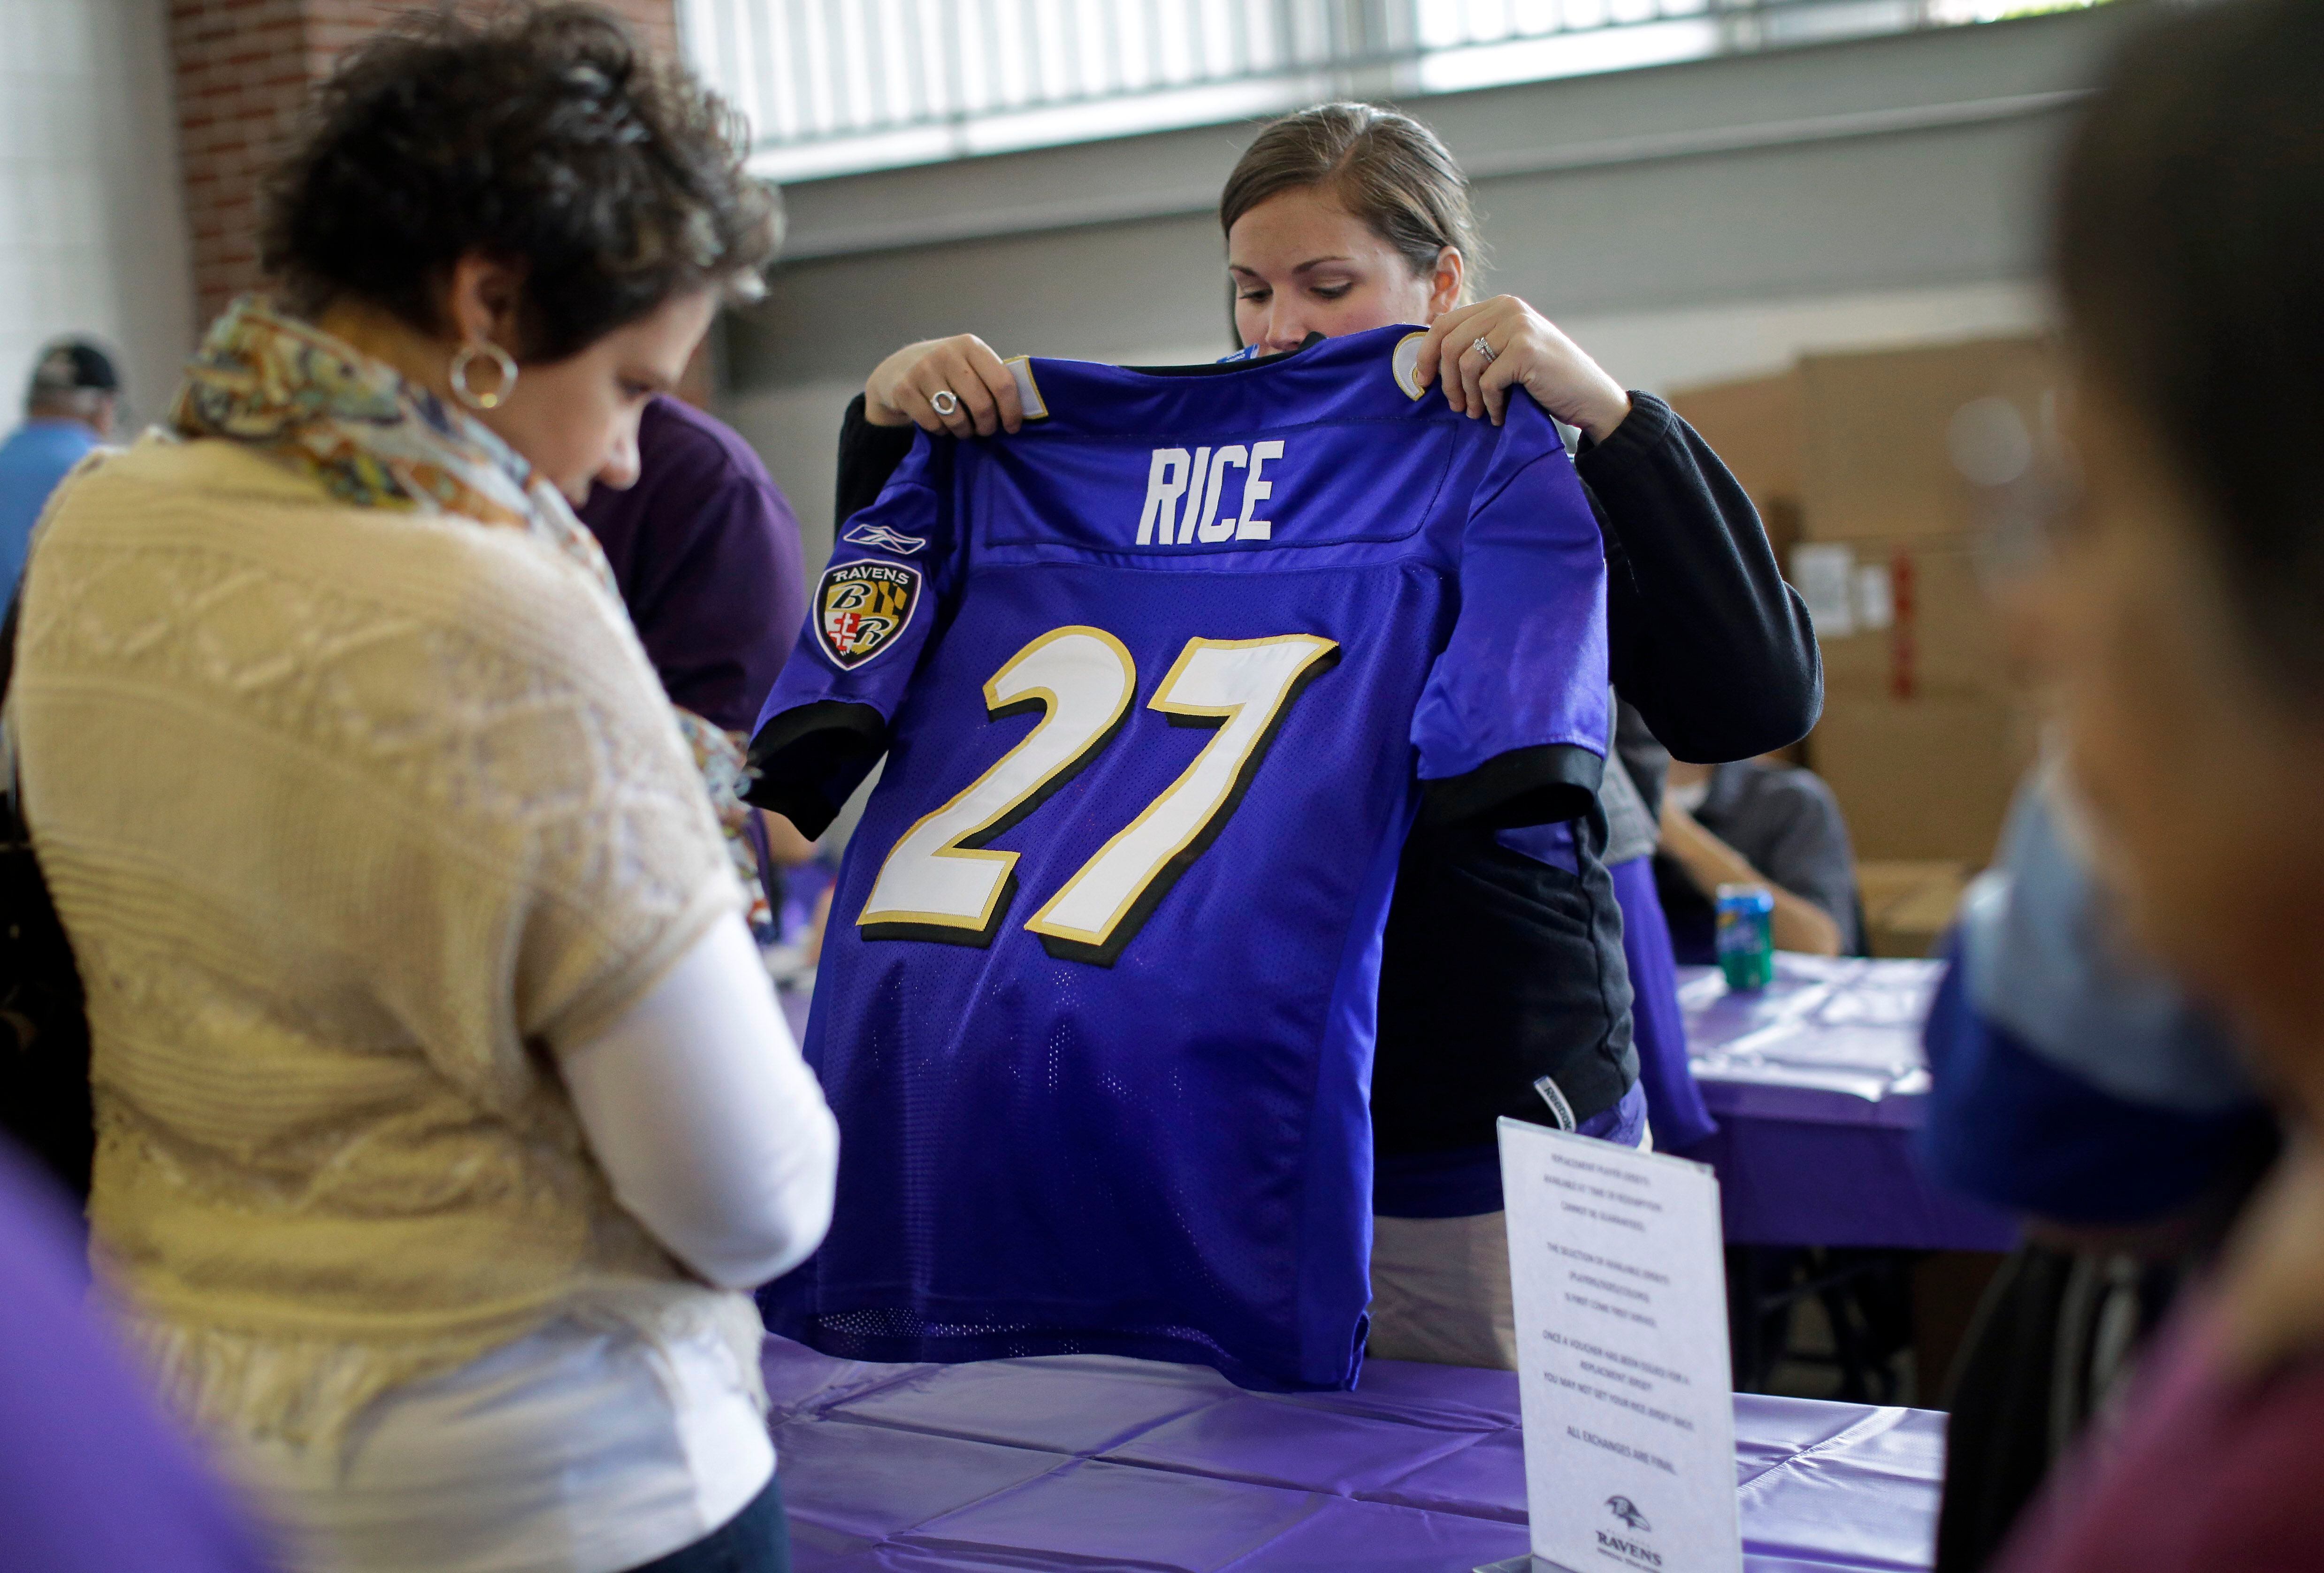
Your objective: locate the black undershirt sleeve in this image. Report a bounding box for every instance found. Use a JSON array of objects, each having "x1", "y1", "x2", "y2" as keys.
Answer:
[
  {"x1": 1420, "y1": 742, "x2": 1604, "y2": 831},
  {"x1": 836, "y1": 395, "x2": 919, "y2": 531},
  {"x1": 1577, "y1": 391, "x2": 1823, "y2": 764},
  {"x1": 743, "y1": 700, "x2": 889, "y2": 839}
]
